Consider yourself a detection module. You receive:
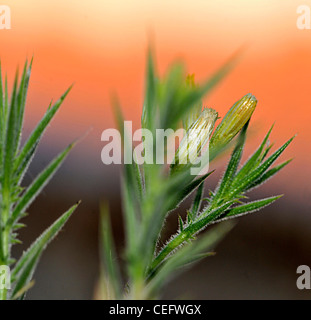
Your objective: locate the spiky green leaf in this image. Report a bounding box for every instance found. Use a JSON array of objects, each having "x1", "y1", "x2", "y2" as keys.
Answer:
[
  {"x1": 13, "y1": 86, "x2": 72, "y2": 181},
  {"x1": 100, "y1": 203, "x2": 122, "y2": 299},
  {"x1": 188, "y1": 183, "x2": 204, "y2": 221},
  {"x1": 146, "y1": 222, "x2": 233, "y2": 297},
  {"x1": 8, "y1": 143, "x2": 74, "y2": 227},
  {"x1": 11, "y1": 202, "x2": 79, "y2": 299},
  {"x1": 228, "y1": 136, "x2": 295, "y2": 198},
  {"x1": 214, "y1": 195, "x2": 282, "y2": 223}
]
